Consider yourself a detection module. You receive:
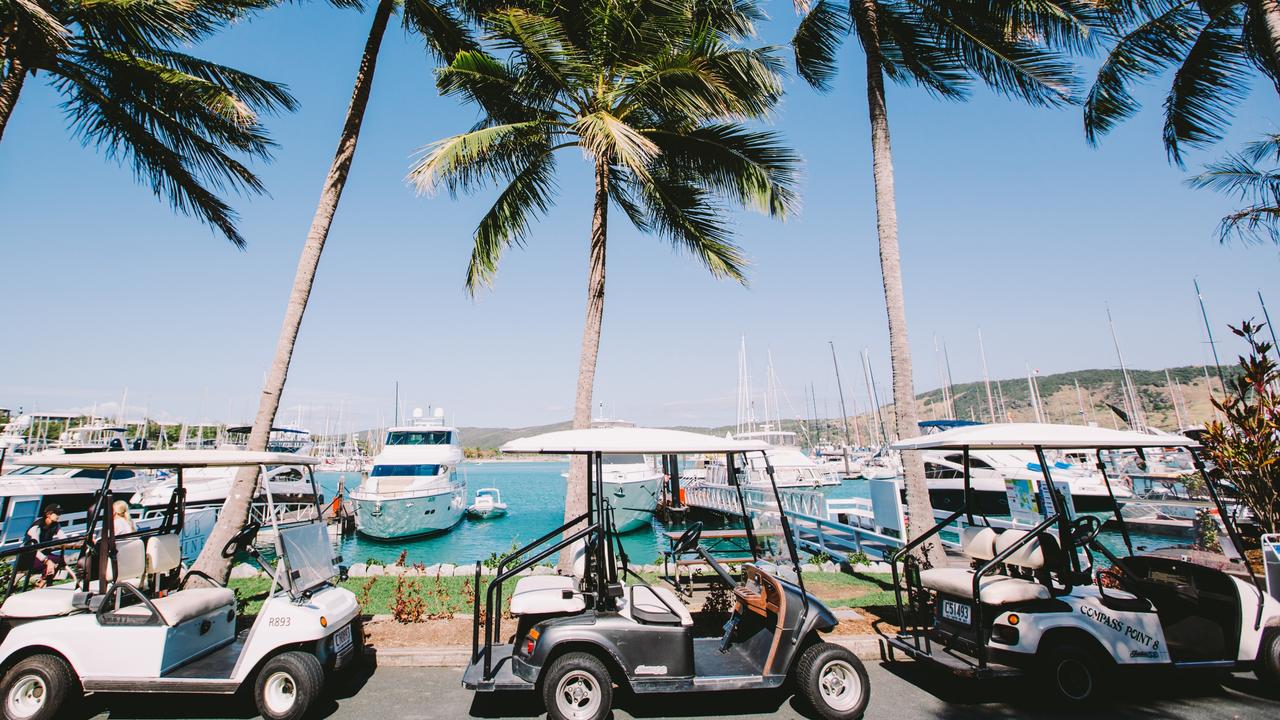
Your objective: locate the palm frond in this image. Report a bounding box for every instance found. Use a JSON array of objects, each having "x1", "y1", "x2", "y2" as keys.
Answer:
[
  {"x1": 876, "y1": 1, "x2": 970, "y2": 98},
  {"x1": 467, "y1": 152, "x2": 559, "y2": 292},
  {"x1": 1189, "y1": 150, "x2": 1280, "y2": 244},
  {"x1": 1241, "y1": 3, "x2": 1280, "y2": 94},
  {"x1": 646, "y1": 124, "x2": 801, "y2": 217},
  {"x1": 6, "y1": 0, "x2": 70, "y2": 57},
  {"x1": 792, "y1": 0, "x2": 852, "y2": 91},
  {"x1": 486, "y1": 8, "x2": 587, "y2": 94},
  {"x1": 1084, "y1": 0, "x2": 1204, "y2": 145},
  {"x1": 572, "y1": 111, "x2": 658, "y2": 180},
  {"x1": 402, "y1": 0, "x2": 479, "y2": 63},
  {"x1": 626, "y1": 169, "x2": 750, "y2": 282},
  {"x1": 1161, "y1": 6, "x2": 1250, "y2": 165},
  {"x1": 407, "y1": 121, "x2": 557, "y2": 196}
]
